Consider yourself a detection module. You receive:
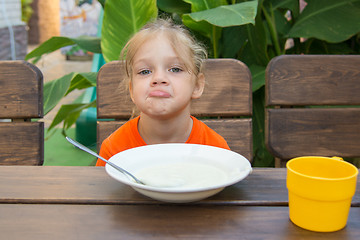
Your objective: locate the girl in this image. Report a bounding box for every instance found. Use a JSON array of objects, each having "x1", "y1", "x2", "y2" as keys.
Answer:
[{"x1": 96, "y1": 18, "x2": 229, "y2": 166}]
